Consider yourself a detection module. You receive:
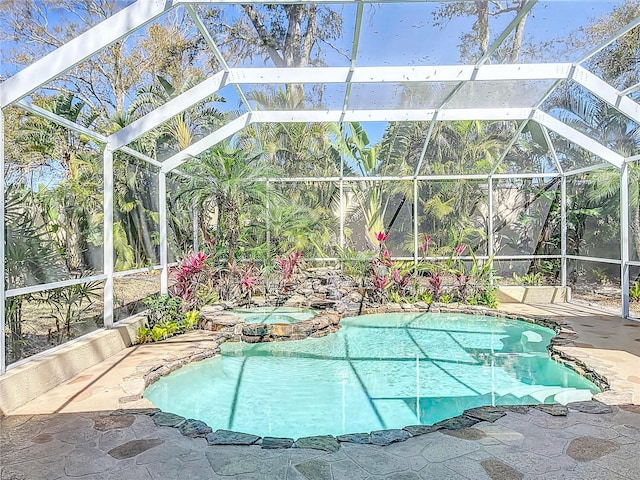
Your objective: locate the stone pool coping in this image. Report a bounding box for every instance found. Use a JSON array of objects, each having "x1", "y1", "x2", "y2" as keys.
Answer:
[
  {"x1": 107, "y1": 400, "x2": 617, "y2": 453},
  {"x1": 136, "y1": 304, "x2": 624, "y2": 448}
]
